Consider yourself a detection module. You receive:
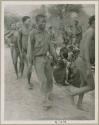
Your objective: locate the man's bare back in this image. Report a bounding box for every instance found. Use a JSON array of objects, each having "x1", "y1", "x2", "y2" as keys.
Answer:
[{"x1": 80, "y1": 27, "x2": 95, "y2": 65}]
